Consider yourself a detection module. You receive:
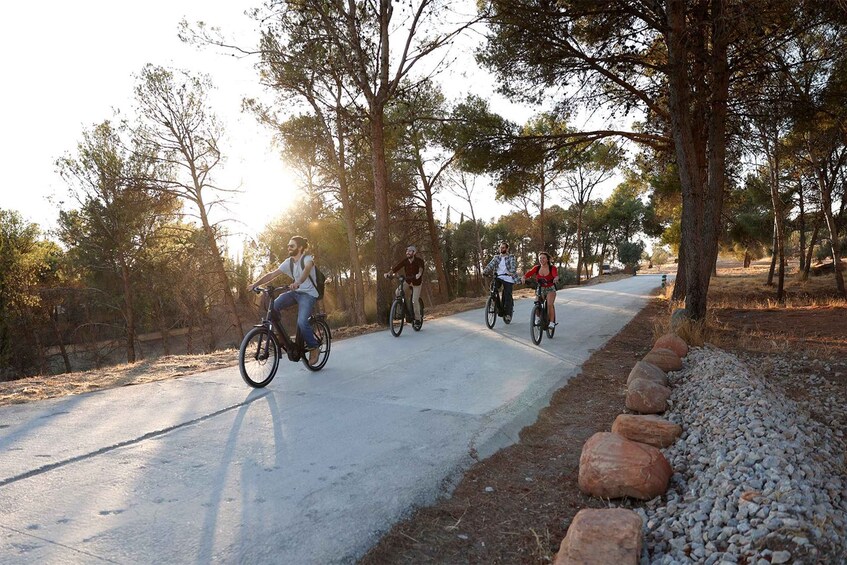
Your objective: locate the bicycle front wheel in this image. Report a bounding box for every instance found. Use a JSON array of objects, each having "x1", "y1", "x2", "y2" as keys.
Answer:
[
  {"x1": 485, "y1": 296, "x2": 497, "y2": 328},
  {"x1": 303, "y1": 318, "x2": 331, "y2": 371},
  {"x1": 530, "y1": 305, "x2": 544, "y2": 345},
  {"x1": 389, "y1": 299, "x2": 405, "y2": 337},
  {"x1": 239, "y1": 327, "x2": 280, "y2": 388}
]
